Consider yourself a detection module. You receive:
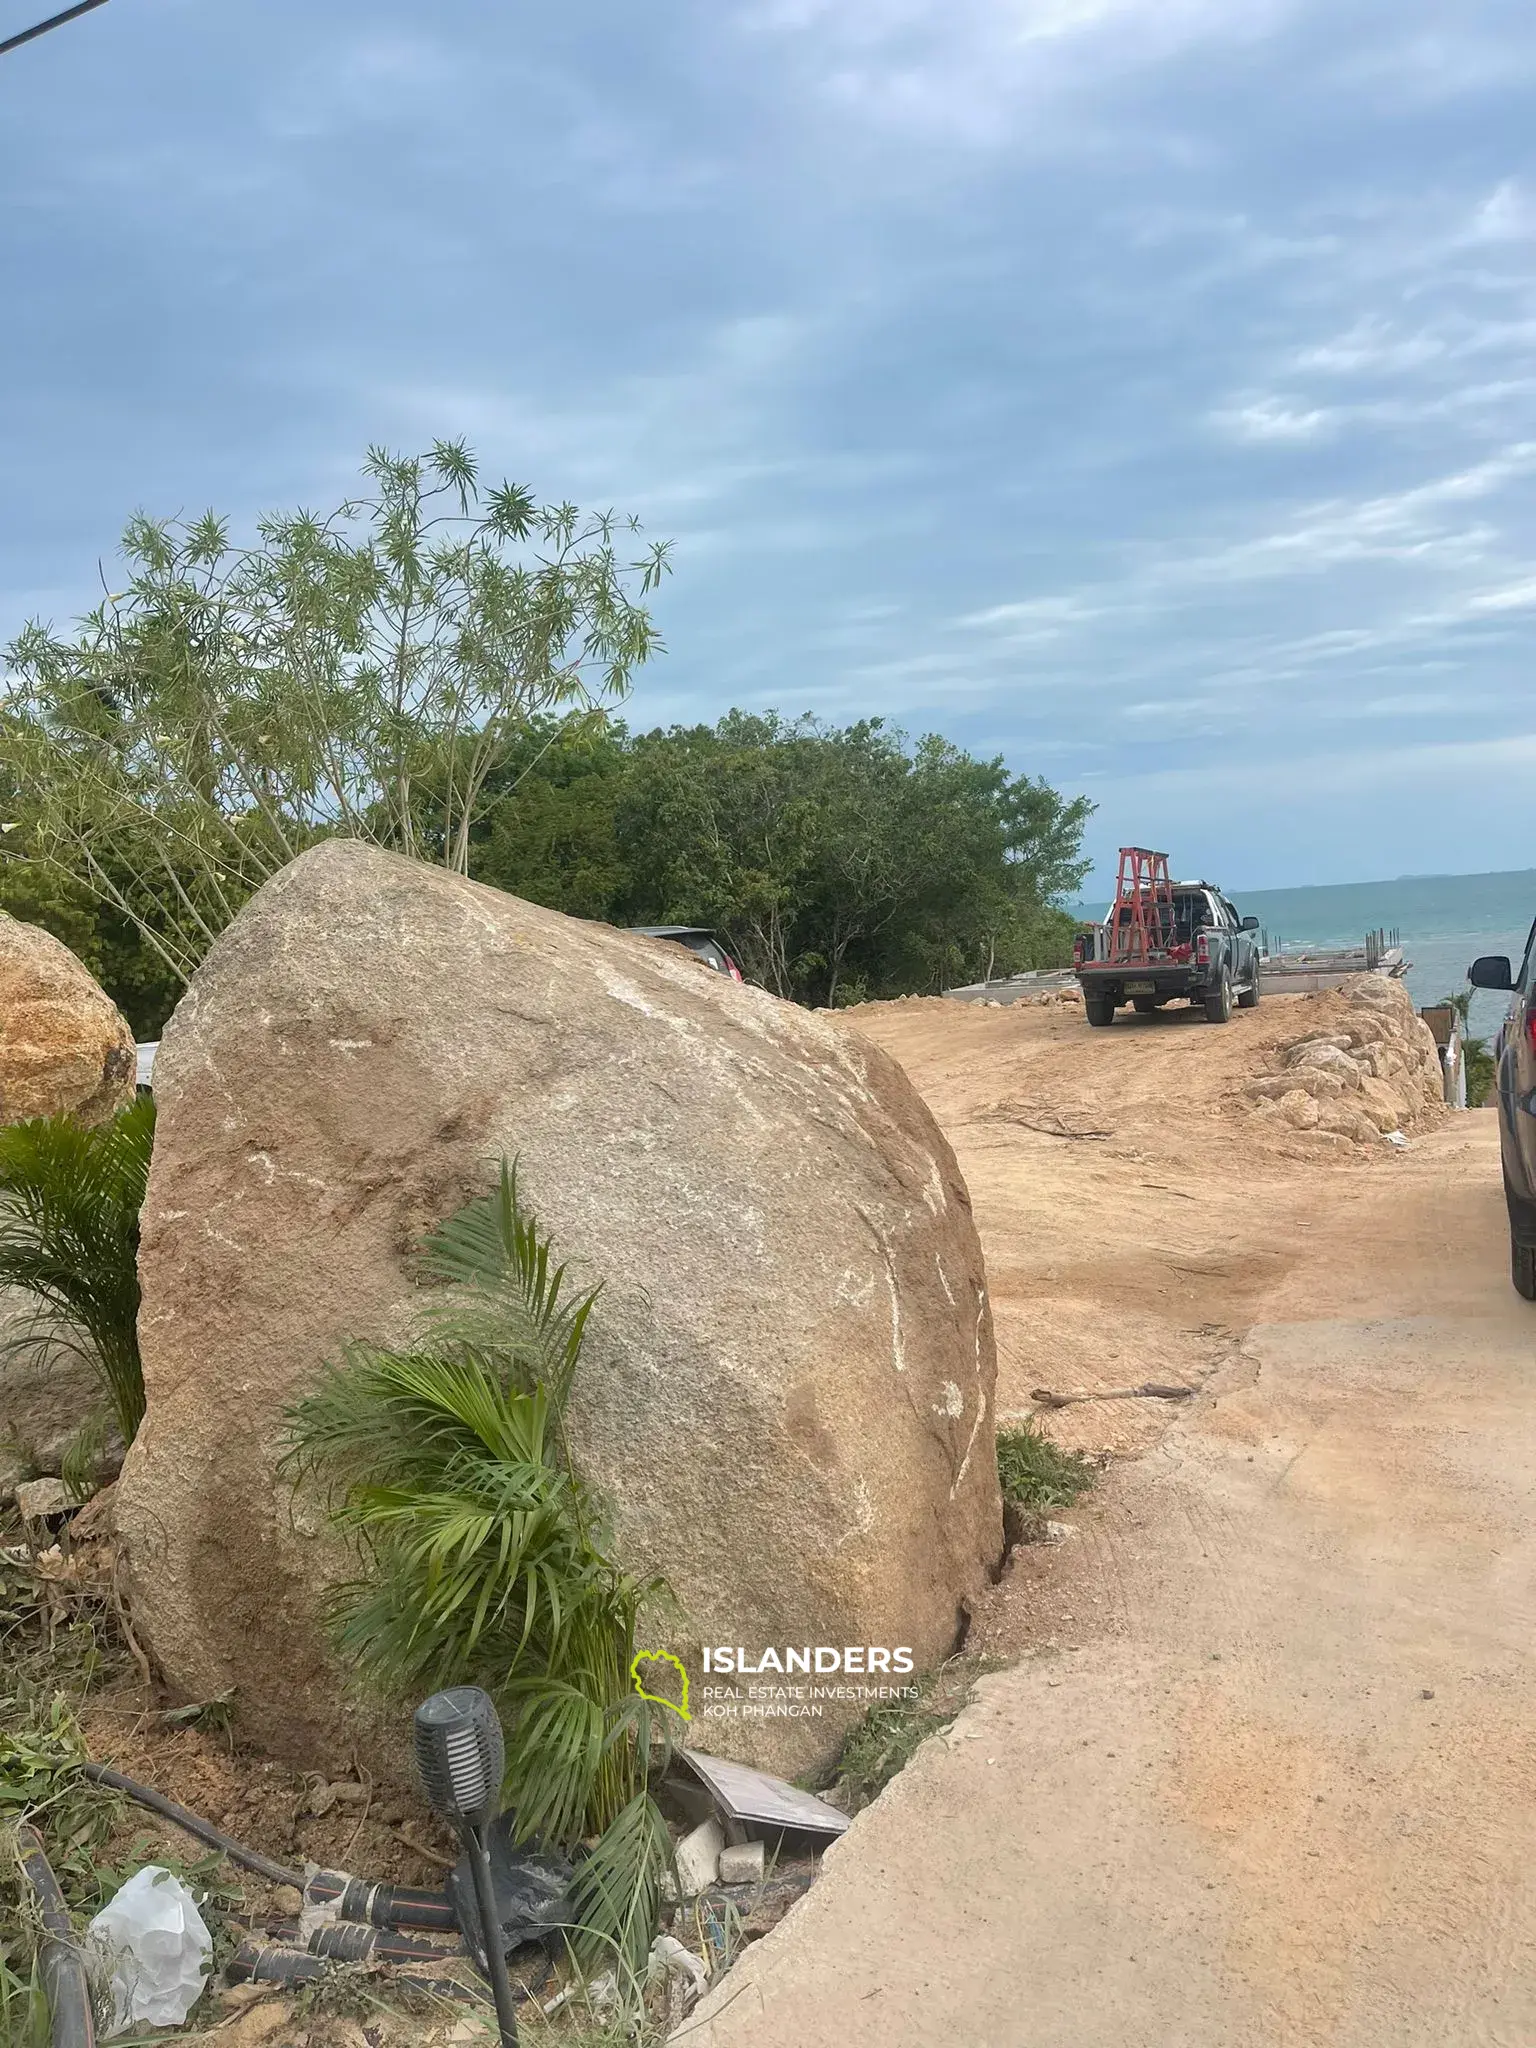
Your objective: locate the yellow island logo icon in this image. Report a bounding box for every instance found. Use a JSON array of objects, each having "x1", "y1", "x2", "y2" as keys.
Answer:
[{"x1": 630, "y1": 1651, "x2": 691, "y2": 1722}]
